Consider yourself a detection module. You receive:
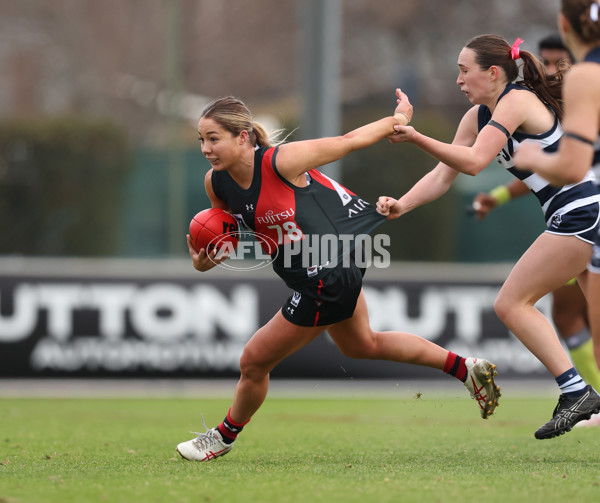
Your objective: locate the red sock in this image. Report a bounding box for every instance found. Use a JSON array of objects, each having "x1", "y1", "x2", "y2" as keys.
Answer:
[
  {"x1": 443, "y1": 351, "x2": 467, "y2": 382},
  {"x1": 217, "y1": 408, "x2": 250, "y2": 444}
]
